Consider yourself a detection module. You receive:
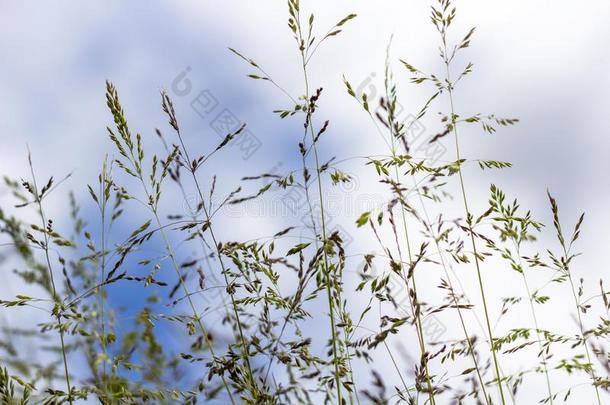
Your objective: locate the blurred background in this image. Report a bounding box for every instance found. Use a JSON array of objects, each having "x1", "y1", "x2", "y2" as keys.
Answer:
[{"x1": 1, "y1": 1, "x2": 609, "y2": 403}]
